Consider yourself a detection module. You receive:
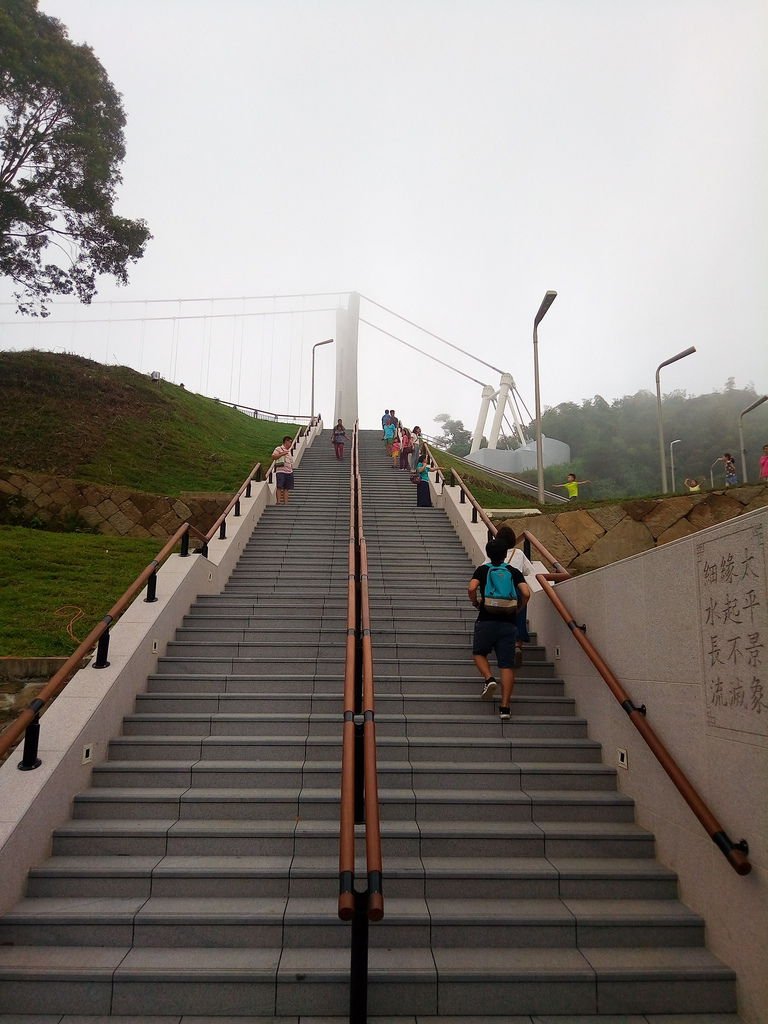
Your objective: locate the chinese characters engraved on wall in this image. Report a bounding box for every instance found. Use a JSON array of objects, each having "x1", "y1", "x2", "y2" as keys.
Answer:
[{"x1": 697, "y1": 522, "x2": 766, "y2": 736}]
